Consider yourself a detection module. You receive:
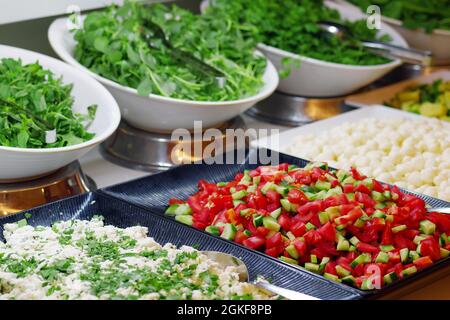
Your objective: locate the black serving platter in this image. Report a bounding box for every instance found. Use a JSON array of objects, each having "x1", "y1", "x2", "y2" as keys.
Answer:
[
  {"x1": 99, "y1": 148, "x2": 450, "y2": 299},
  {"x1": 0, "y1": 191, "x2": 361, "y2": 300}
]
